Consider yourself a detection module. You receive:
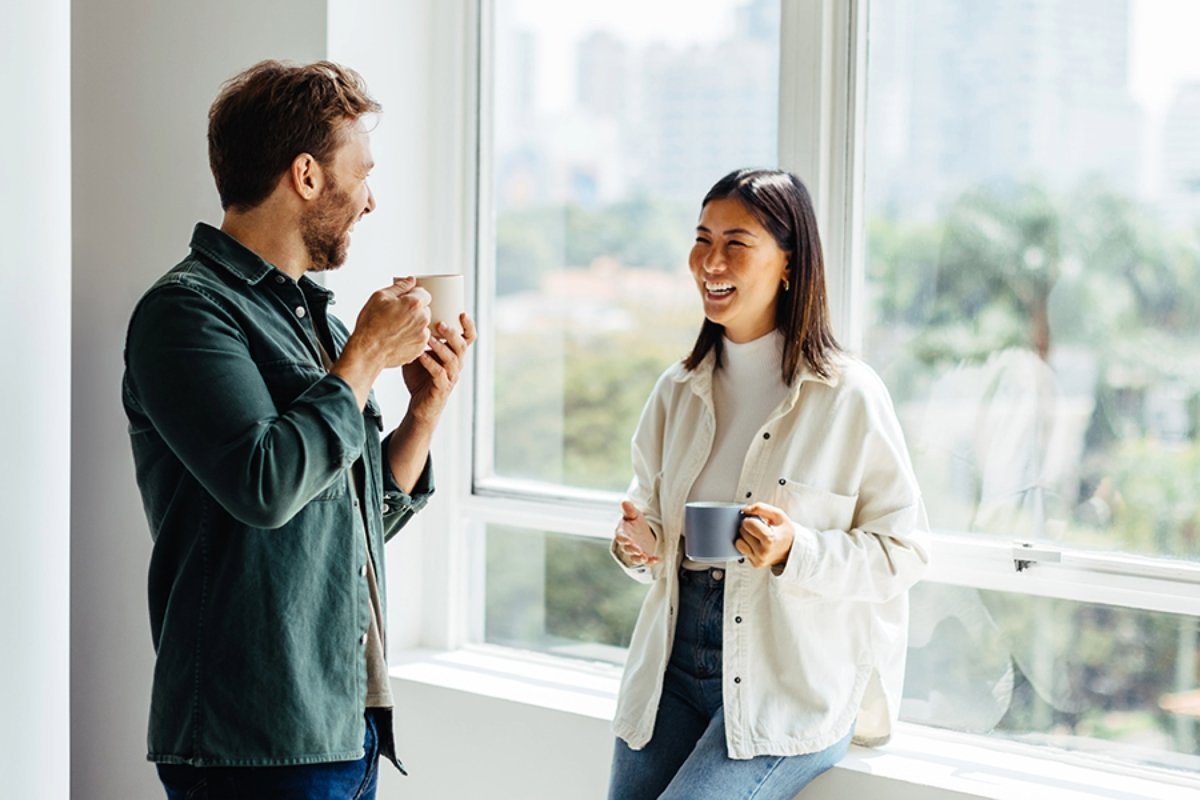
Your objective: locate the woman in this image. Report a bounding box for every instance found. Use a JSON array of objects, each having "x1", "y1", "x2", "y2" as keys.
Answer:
[{"x1": 608, "y1": 168, "x2": 931, "y2": 799}]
